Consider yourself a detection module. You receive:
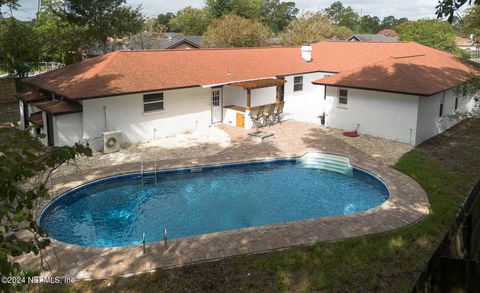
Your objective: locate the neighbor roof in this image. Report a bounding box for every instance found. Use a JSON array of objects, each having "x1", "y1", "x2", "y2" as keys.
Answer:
[
  {"x1": 23, "y1": 41, "x2": 479, "y2": 99},
  {"x1": 348, "y1": 34, "x2": 399, "y2": 42}
]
